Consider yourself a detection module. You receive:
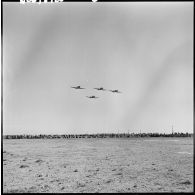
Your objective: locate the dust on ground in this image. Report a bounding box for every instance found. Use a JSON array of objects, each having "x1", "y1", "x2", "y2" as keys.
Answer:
[{"x1": 3, "y1": 137, "x2": 193, "y2": 193}]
